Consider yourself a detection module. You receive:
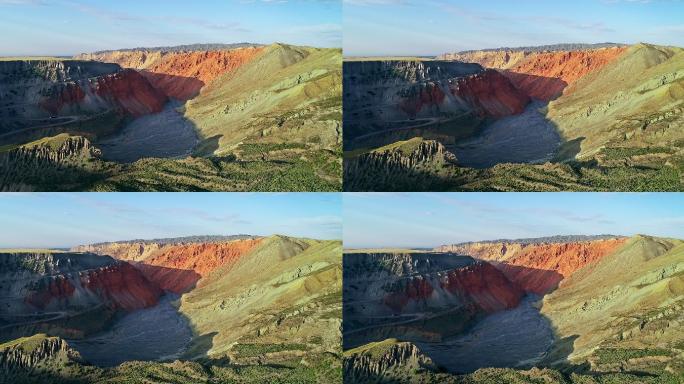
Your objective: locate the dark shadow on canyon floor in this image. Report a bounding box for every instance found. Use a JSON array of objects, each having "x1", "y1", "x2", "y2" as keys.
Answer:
[
  {"x1": 96, "y1": 100, "x2": 200, "y2": 163},
  {"x1": 450, "y1": 100, "x2": 562, "y2": 168}
]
